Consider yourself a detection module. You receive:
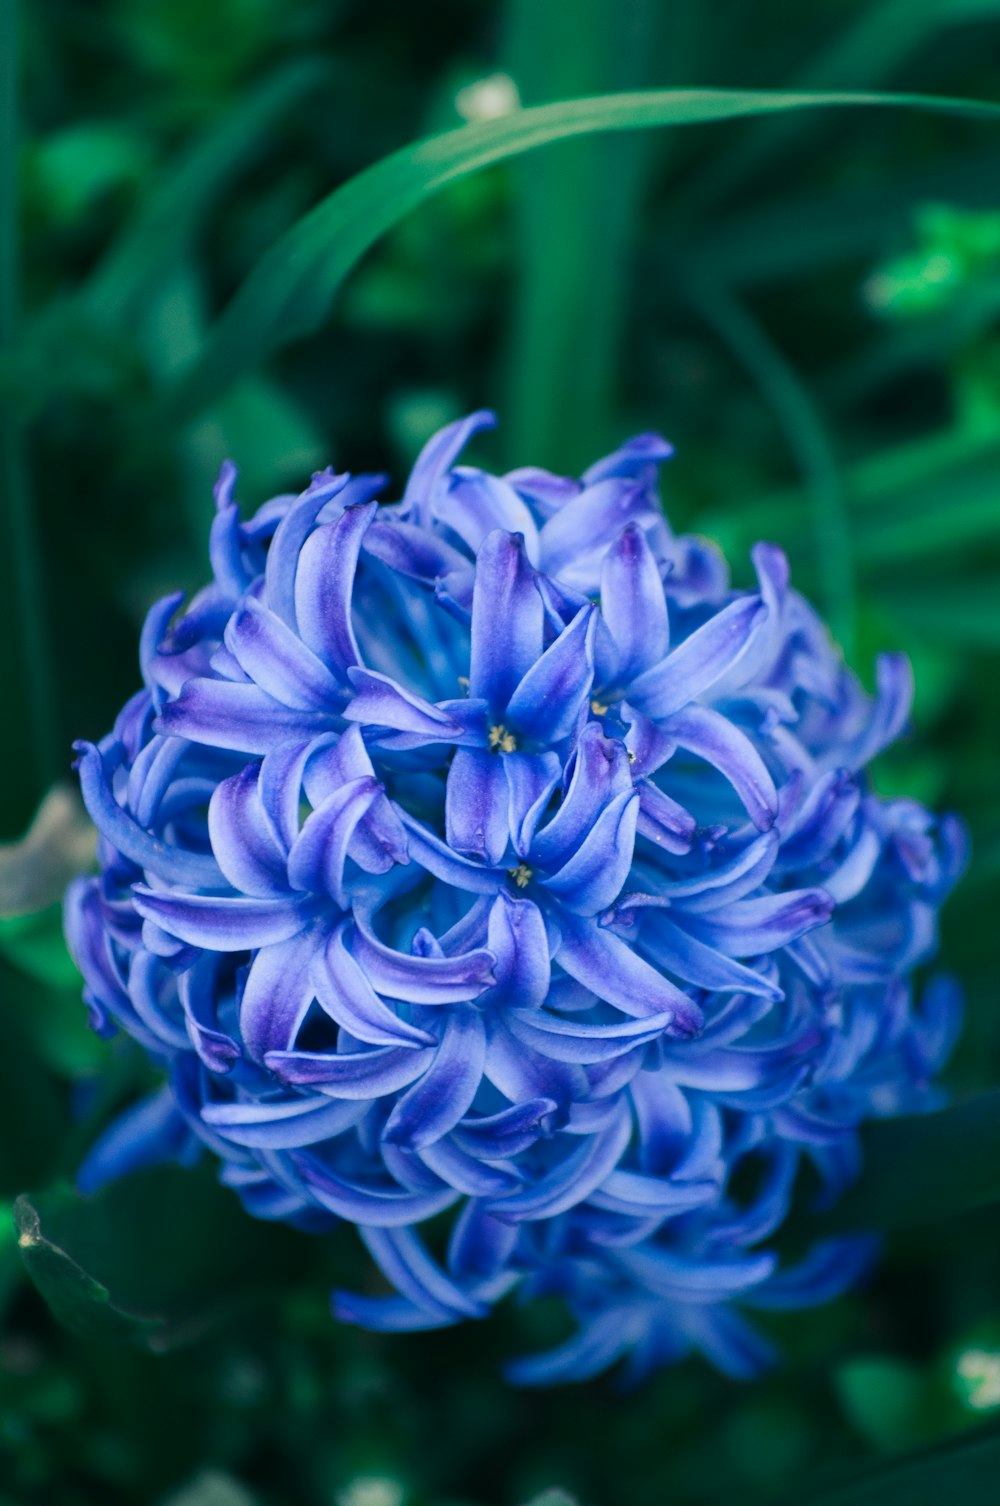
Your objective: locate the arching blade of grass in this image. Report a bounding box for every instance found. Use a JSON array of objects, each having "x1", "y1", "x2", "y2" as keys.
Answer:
[{"x1": 161, "y1": 88, "x2": 1000, "y2": 429}]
